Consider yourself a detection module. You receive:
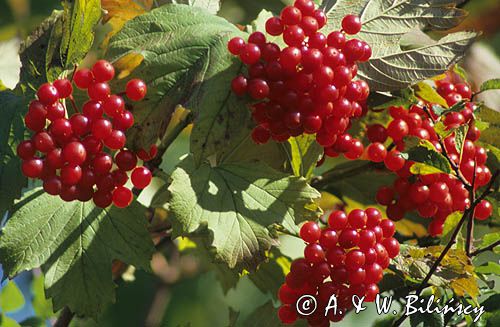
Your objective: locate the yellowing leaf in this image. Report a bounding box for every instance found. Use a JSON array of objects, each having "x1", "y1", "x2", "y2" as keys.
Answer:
[
  {"x1": 114, "y1": 53, "x2": 144, "y2": 78},
  {"x1": 451, "y1": 278, "x2": 479, "y2": 299},
  {"x1": 414, "y1": 82, "x2": 448, "y2": 108},
  {"x1": 395, "y1": 220, "x2": 427, "y2": 238},
  {"x1": 177, "y1": 237, "x2": 197, "y2": 251},
  {"x1": 317, "y1": 192, "x2": 342, "y2": 211},
  {"x1": 101, "y1": 0, "x2": 153, "y2": 46}
]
